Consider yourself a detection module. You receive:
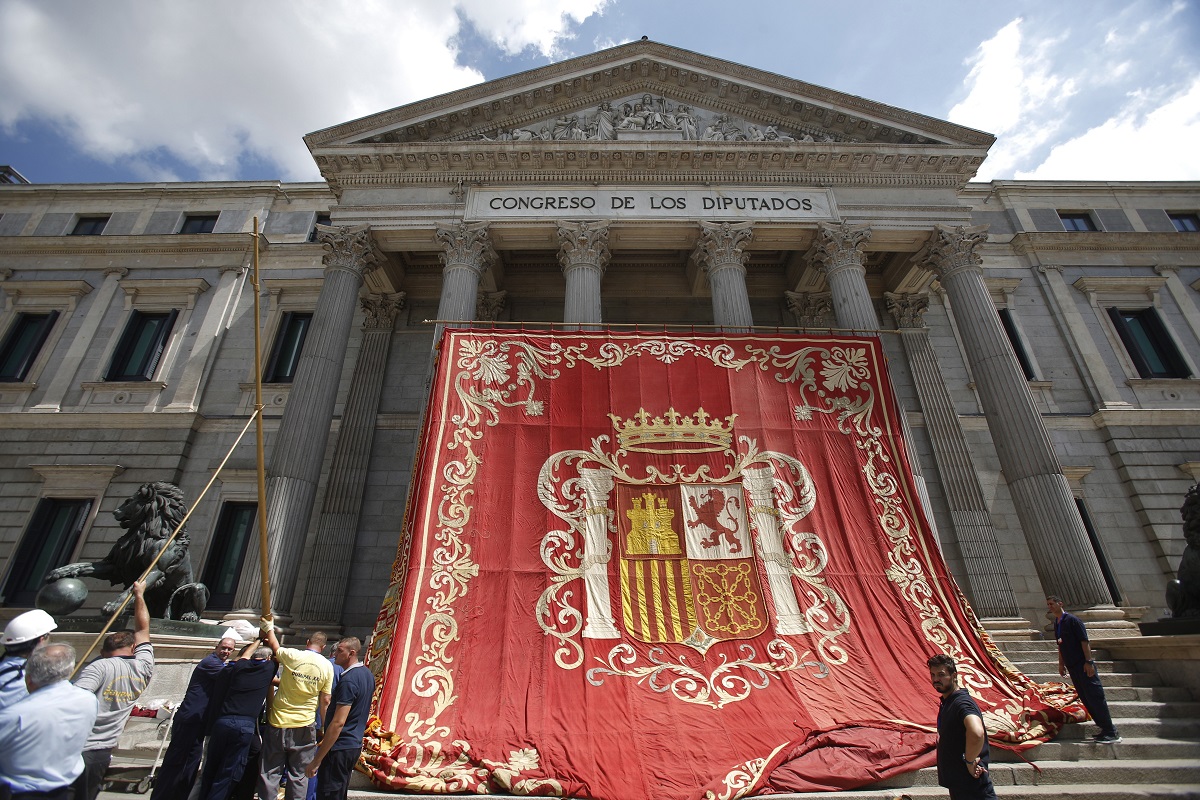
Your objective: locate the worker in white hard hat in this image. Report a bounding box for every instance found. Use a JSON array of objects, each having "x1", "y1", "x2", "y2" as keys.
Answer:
[{"x1": 1, "y1": 609, "x2": 58, "y2": 708}]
